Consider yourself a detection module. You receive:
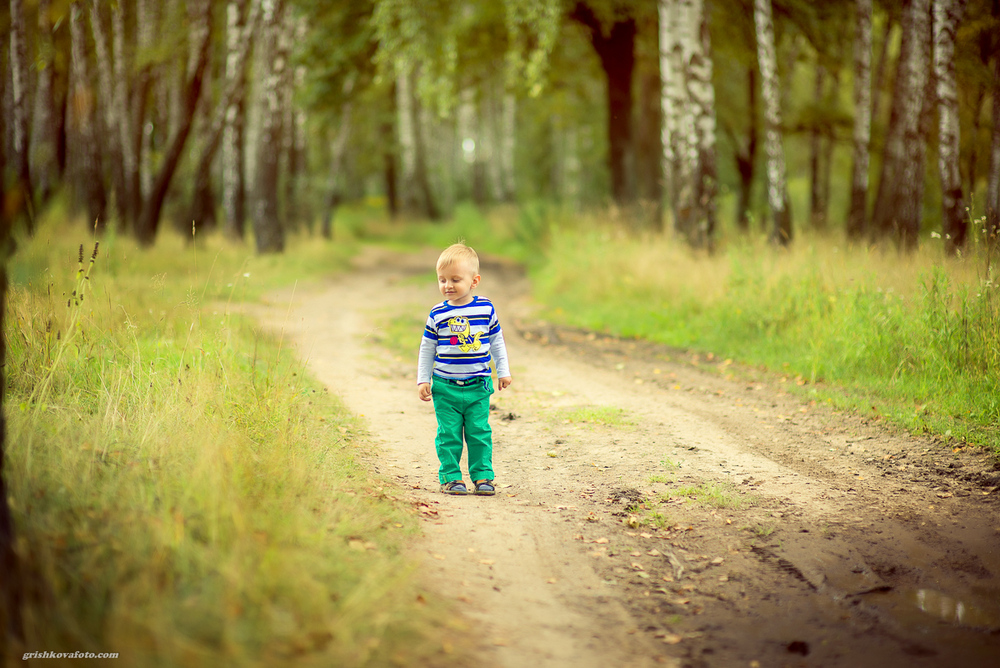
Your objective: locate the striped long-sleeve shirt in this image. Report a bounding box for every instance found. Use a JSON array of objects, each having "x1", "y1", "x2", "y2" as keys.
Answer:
[{"x1": 417, "y1": 297, "x2": 510, "y2": 383}]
